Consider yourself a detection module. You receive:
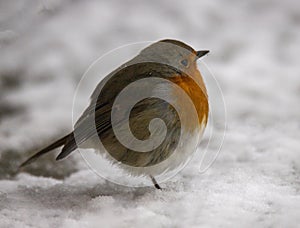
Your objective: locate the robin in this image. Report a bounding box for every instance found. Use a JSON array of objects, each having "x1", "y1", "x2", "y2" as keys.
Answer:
[{"x1": 20, "y1": 39, "x2": 209, "y2": 189}]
